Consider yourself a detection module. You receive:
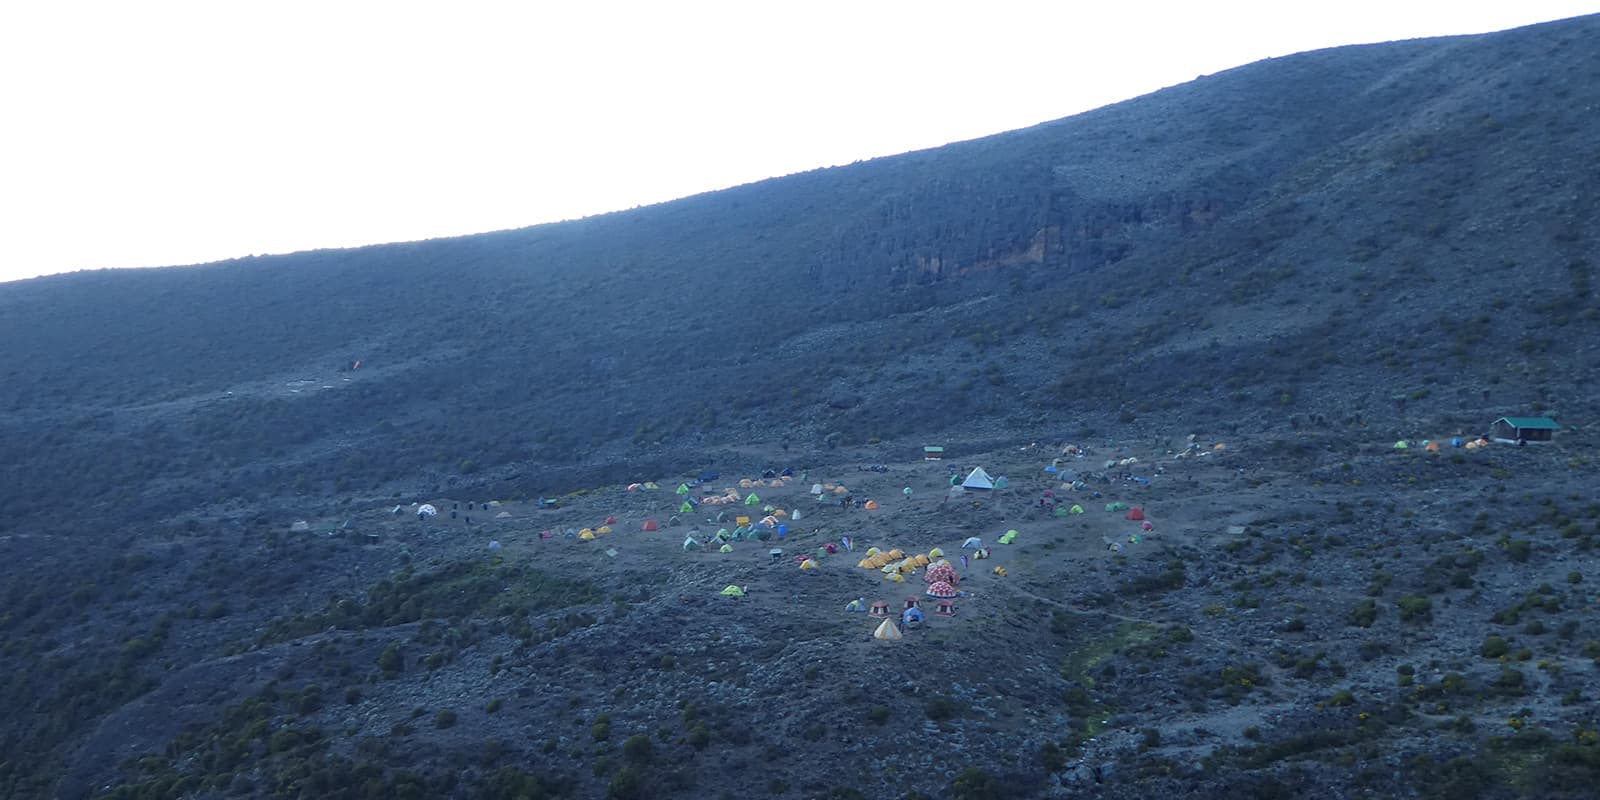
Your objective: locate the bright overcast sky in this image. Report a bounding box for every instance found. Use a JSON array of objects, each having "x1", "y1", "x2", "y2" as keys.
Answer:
[{"x1": 1, "y1": 1, "x2": 1595, "y2": 283}]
